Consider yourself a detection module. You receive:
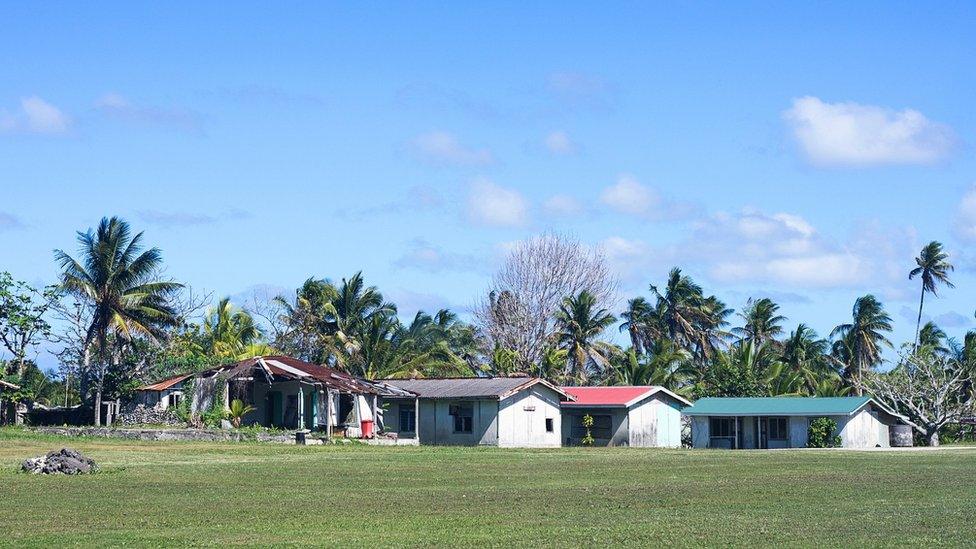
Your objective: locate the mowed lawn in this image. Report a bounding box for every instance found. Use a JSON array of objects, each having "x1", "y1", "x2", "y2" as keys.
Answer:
[{"x1": 1, "y1": 430, "x2": 975, "y2": 547}]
